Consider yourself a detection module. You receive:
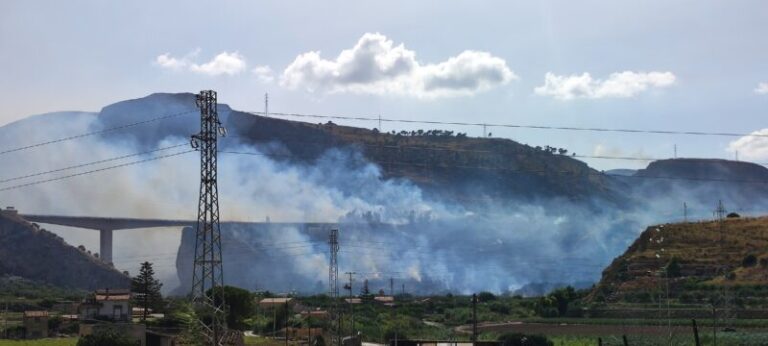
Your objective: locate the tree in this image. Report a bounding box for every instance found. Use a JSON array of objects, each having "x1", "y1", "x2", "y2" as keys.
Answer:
[
  {"x1": 77, "y1": 327, "x2": 136, "y2": 346},
  {"x1": 360, "y1": 279, "x2": 370, "y2": 296},
  {"x1": 477, "y1": 291, "x2": 496, "y2": 302},
  {"x1": 131, "y1": 261, "x2": 163, "y2": 321},
  {"x1": 665, "y1": 257, "x2": 682, "y2": 278},
  {"x1": 742, "y1": 254, "x2": 758, "y2": 268},
  {"x1": 209, "y1": 286, "x2": 255, "y2": 330}
]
